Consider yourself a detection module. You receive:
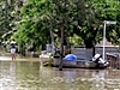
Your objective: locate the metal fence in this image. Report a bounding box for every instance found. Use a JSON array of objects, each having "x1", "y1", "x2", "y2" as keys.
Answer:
[
  {"x1": 71, "y1": 47, "x2": 120, "y2": 69},
  {"x1": 106, "y1": 53, "x2": 120, "y2": 69}
]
